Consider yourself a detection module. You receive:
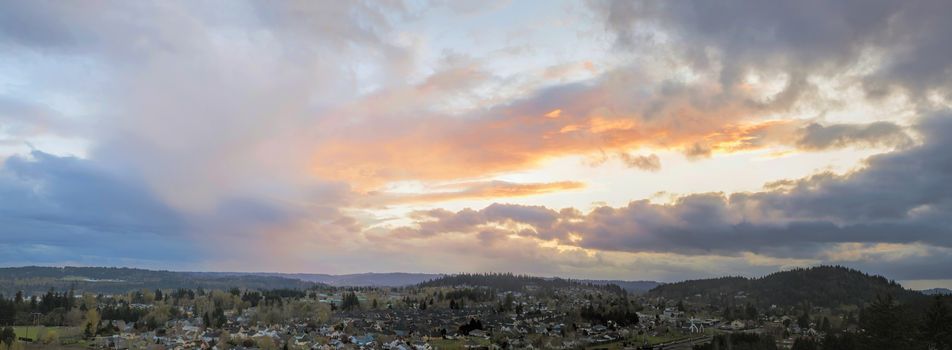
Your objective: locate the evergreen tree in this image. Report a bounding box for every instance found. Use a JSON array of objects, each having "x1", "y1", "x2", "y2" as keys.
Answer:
[
  {"x1": 694, "y1": 333, "x2": 777, "y2": 350},
  {"x1": 822, "y1": 332, "x2": 860, "y2": 350},
  {"x1": 791, "y1": 337, "x2": 819, "y2": 350},
  {"x1": 212, "y1": 306, "x2": 226, "y2": 328},
  {"x1": 745, "y1": 303, "x2": 758, "y2": 320},
  {"x1": 921, "y1": 296, "x2": 952, "y2": 350},
  {"x1": 84, "y1": 322, "x2": 94, "y2": 339},
  {"x1": 859, "y1": 294, "x2": 913, "y2": 350},
  {"x1": 797, "y1": 312, "x2": 810, "y2": 329},
  {"x1": 341, "y1": 292, "x2": 360, "y2": 311},
  {"x1": 1, "y1": 327, "x2": 15, "y2": 348}
]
